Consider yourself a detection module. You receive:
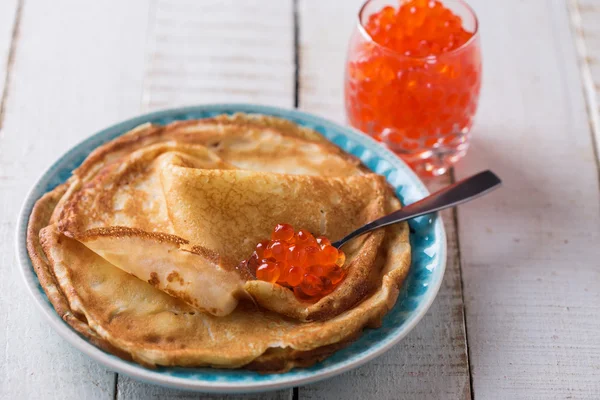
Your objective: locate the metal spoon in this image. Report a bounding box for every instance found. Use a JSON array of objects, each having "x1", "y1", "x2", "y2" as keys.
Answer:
[{"x1": 332, "y1": 170, "x2": 502, "y2": 249}]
